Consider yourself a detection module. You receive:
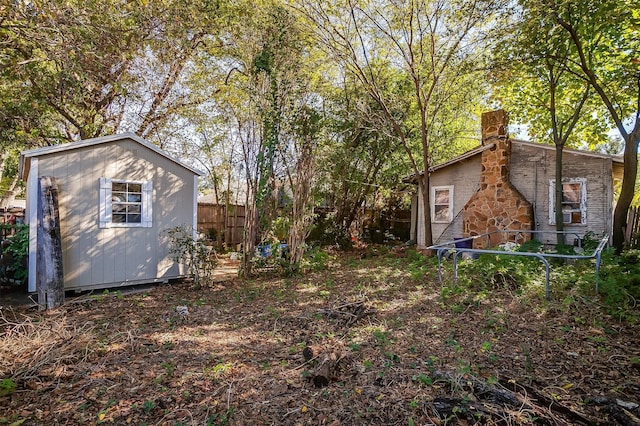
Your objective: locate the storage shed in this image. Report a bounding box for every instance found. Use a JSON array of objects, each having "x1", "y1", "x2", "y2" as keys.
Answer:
[{"x1": 19, "y1": 133, "x2": 201, "y2": 292}]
